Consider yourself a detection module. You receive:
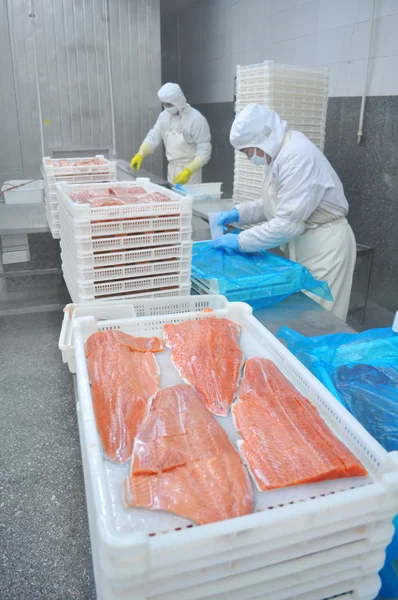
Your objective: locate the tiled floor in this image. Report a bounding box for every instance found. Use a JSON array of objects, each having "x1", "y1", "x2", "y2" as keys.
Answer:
[{"x1": 0, "y1": 311, "x2": 96, "y2": 599}]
